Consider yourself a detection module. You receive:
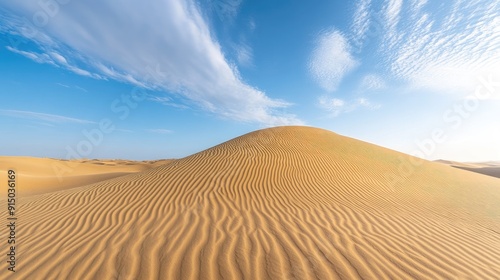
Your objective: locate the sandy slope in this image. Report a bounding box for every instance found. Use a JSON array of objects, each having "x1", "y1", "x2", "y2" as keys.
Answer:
[
  {"x1": 0, "y1": 157, "x2": 173, "y2": 196},
  {"x1": 1, "y1": 126, "x2": 499, "y2": 279},
  {"x1": 435, "y1": 160, "x2": 500, "y2": 179}
]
